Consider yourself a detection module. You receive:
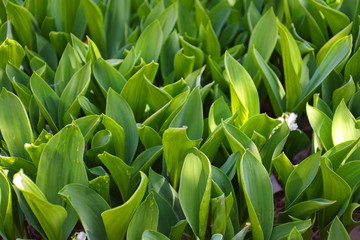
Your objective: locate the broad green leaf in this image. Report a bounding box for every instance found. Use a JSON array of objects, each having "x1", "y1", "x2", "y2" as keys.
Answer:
[
  {"x1": 142, "y1": 230, "x2": 170, "y2": 240},
  {"x1": 59, "y1": 184, "x2": 110, "y2": 240},
  {"x1": 243, "y1": 8, "x2": 277, "y2": 80},
  {"x1": 131, "y1": 146, "x2": 163, "y2": 174},
  {"x1": 160, "y1": 30, "x2": 179, "y2": 81},
  {"x1": 295, "y1": 36, "x2": 352, "y2": 112},
  {"x1": 36, "y1": 124, "x2": 88, "y2": 205},
  {"x1": 323, "y1": 139, "x2": 360, "y2": 169},
  {"x1": 287, "y1": 227, "x2": 303, "y2": 240},
  {"x1": 345, "y1": 46, "x2": 360, "y2": 80},
  {"x1": 102, "y1": 115, "x2": 126, "y2": 161},
  {"x1": 36, "y1": 34, "x2": 58, "y2": 70},
  {"x1": 239, "y1": 150, "x2": 273, "y2": 240},
  {"x1": 6, "y1": 62, "x2": 29, "y2": 86},
  {"x1": 177, "y1": 0, "x2": 196, "y2": 37},
  {"x1": 203, "y1": 23, "x2": 221, "y2": 60},
  {"x1": 0, "y1": 38, "x2": 24, "y2": 70},
  {"x1": 104, "y1": 0, "x2": 130, "y2": 57},
  {"x1": 169, "y1": 87, "x2": 203, "y2": 140},
  {"x1": 80, "y1": 0, "x2": 106, "y2": 54},
  {"x1": 54, "y1": 44, "x2": 82, "y2": 95},
  {"x1": 0, "y1": 89, "x2": 33, "y2": 159},
  {"x1": 13, "y1": 170, "x2": 67, "y2": 240},
  {"x1": 60, "y1": 0, "x2": 85, "y2": 37},
  {"x1": 208, "y1": 97, "x2": 231, "y2": 132},
  {"x1": 30, "y1": 73, "x2": 60, "y2": 132},
  {"x1": 272, "y1": 153, "x2": 294, "y2": 184},
  {"x1": 102, "y1": 172, "x2": 148, "y2": 240},
  {"x1": 0, "y1": 156, "x2": 36, "y2": 177},
  {"x1": 209, "y1": 1, "x2": 231, "y2": 36},
  {"x1": 89, "y1": 173, "x2": 110, "y2": 202},
  {"x1": 174, "y1": 49, "x2": 195, "y2": 80},
  {"x1": 78, "y1": 96, "x2": 102, "y2": 115},
  {"x1": 306, "y1": 103, "x2": 333, "y2": 150},
  {"x1": 332, "y1": 100, "x2": 360, "y2": 145},
  {"x1": 319, "y1": 158, "x2": 352, "y2": 228},
  {"x1": 317, "y1": 23, "x2": 352, "y2": 65},
  {"x1": 93, "y1": 58, "x2": 126, "y2": 96},
  {"x1": 223, "y1": 123, "x2": 261, "y2": 160},
  {"x1": 332, "y1": 78, "x2": 355, "y2": 110},
  {"x1": 106, "y1": 89, "x2": 138, "y2": 164},
  {"x1": 231, "y1": 225, "x2": 250, "y2": 240},
  {"x1": 74, "y1": 115, "x2": 102, "y2": 144},
  {"x1": 328, "y1": 216, "x2": 350, "y2": 240},
  {"x1": 269, "y1": 220, "x2": 312, "y2": 240},
  {"x1": 169, "y1": 220, "x2": 187, "y2": 240},
  {"x1": 137, "y1": 124, "x2": 162, "y2": 149},
  {"x1": 135, "y1": 20, "x2": 163, "y2": 63},
  {"x1": 310, "y1": 0, "x2": 350, "y2": 35},
  {"x1": 98, "y1": 152, "x2": 132, "y2": 202},
  {"x1": 157, "y1": 2, "x2": 178, "y2": 40},
  {"x1": 225, "y1": 51, "x2": 259, "y2": 120},
  {"x1": 277, "y1": 20, "x2": 302, "y2": 111},
  {"x1": 278, "y1": 199, "x2": 334, "y2": 222},
  {"x1": 152, "y1": 191, "x2": 179, "y2": 236},
  {"x1": 336, "y1": 161, "x2": 360, "y2": 189},
  {"x1": 342, "y1": 202, "x2": 360, "y2": 230},
  {"x1": 179, "y1": 148, "x2": 212, "y2": 240},
  {"x1": 260, "y1": 123, "x2": 290, "y2": 171},
  {"x1": 253, "y1": 48, "x2": 285, "y2": 116},
  {"x1": 58, "y1": 63, "x2": 91, "y2": 126},
  {"x1": 285, "y1": 152, "x2": 320, "y2": 207},
  {"x1": 127, "y1": 193, "x2": 159, "y2": 240},
  {"x1": 163, "y1": 128, "x2": 201, "y2": 189},
  {"x1": 0, "y1": 169, "x2": 15, "y2": 240},
  {"x1": 6, "y1": 2, "x2": 35, "y2": 49},
  {"x1": 179, "y1": 36, "x2": 204, "y2": 70}
]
